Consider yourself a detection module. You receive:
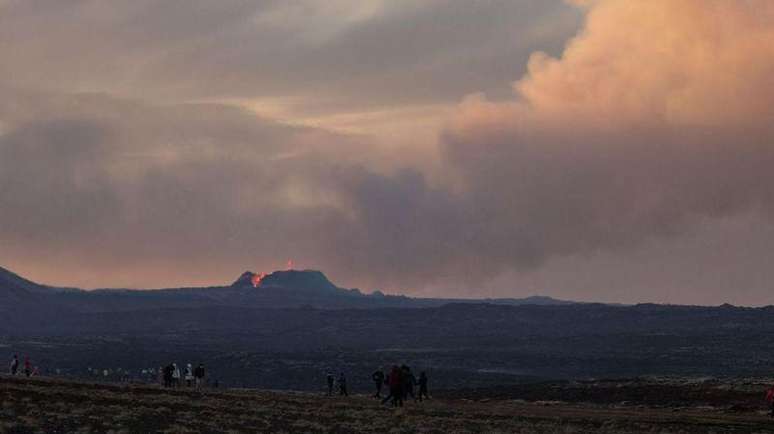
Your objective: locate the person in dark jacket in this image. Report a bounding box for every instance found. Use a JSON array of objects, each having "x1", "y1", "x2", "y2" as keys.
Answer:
[
  {"x1": 163, "y1": 363, "x2": 174, "y2": 388},
  {"x1": 372, "y1": 370, "x2": 385, "y2": 398},
  {"x1": 337, "y1": 373, "x2": 348, "y2": 396},
  {"x1": 23, "y1": 356, "x2": 31, "y2": 377},
  {"x1": 767, "y1": 386, "x2": 774, "y2": 417},
  {"x1": 194, "y1": 364, "x2": 206, "y2": 389},
  {"x1": 10, "y1": 354, "x2": 18, "y2": 375},
  {"x1": 382, "y1": 365, "x2": 403, "y2": 407},
  {"x1": 401, "y1": 365, "x2": 416, "y2": 401},
  {"x1": 417, "y1": 372, "x2": 429, "y2": 401}
]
